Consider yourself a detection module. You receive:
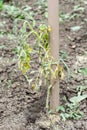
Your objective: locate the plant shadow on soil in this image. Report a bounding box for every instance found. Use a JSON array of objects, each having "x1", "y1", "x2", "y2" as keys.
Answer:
[{"x1": 0, "y1": 0, "x2": 87, "y2": 130}]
